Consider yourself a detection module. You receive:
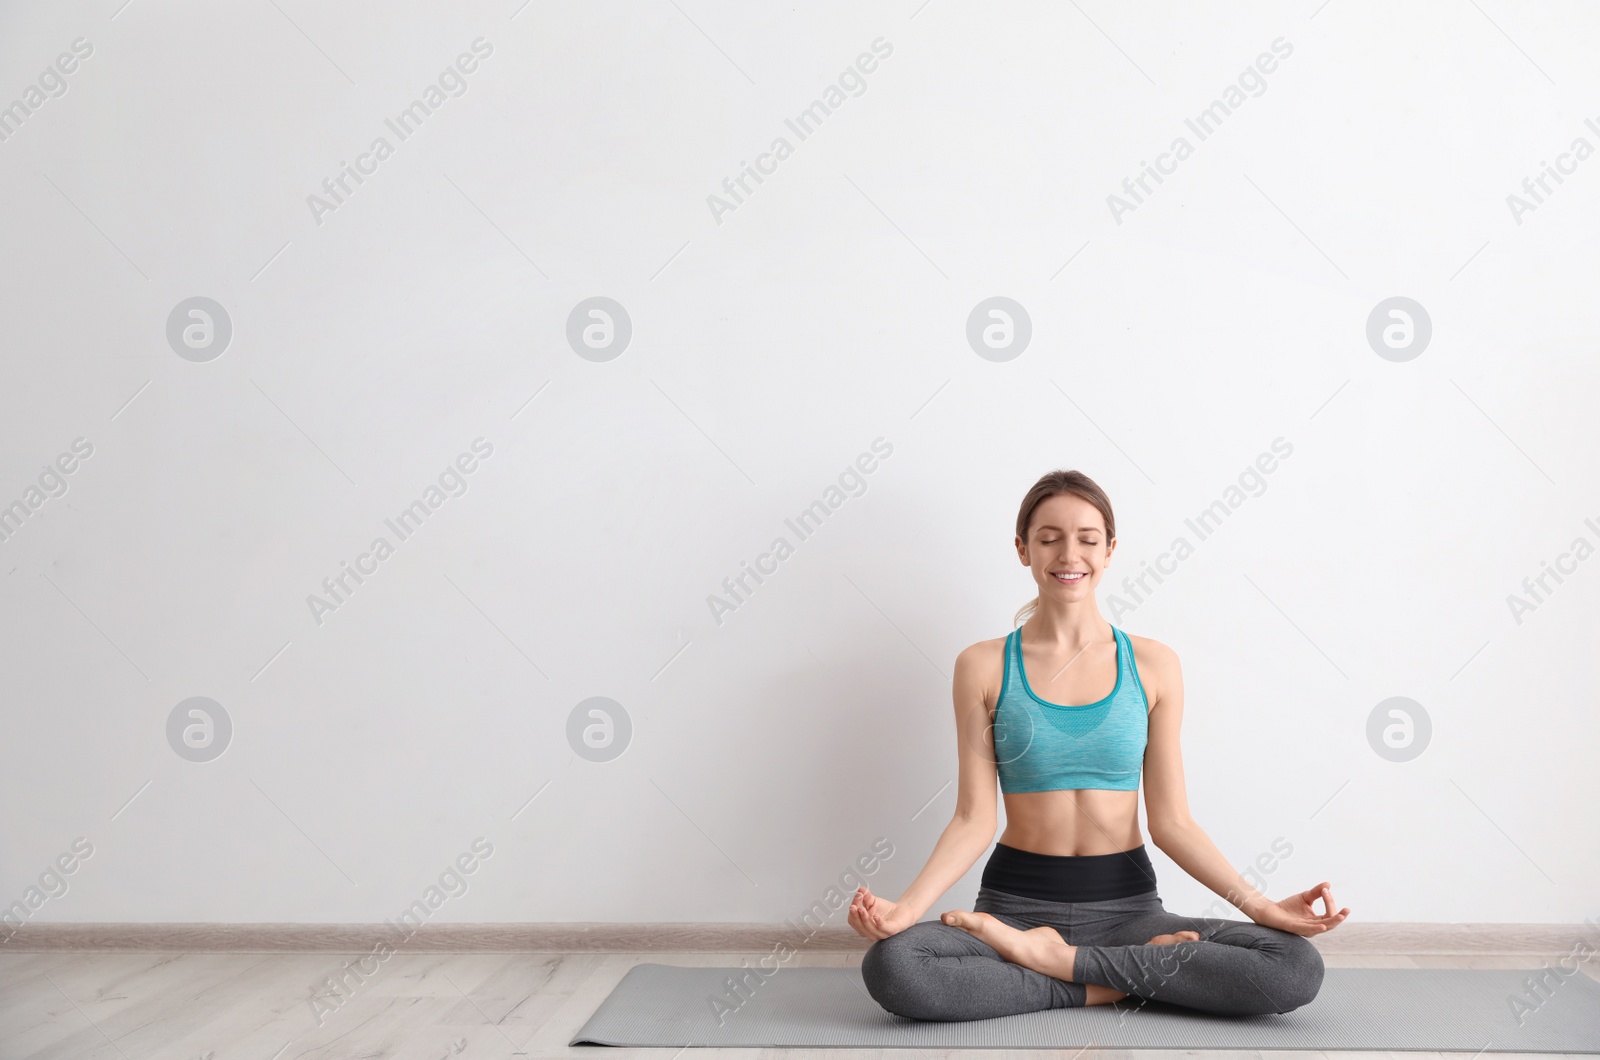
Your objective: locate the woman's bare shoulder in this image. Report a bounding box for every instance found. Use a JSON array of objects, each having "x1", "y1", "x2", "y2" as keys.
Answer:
[
  {"x1": 1124, "y1": 631, "x2": 1180, "y2": 703},
  {"x1": 1124, "y1": 630, "x2": 1178, "y2": 663},
  {"x1": 958, "y1": 633, "x2": 1008, "y2": 656},
  {"x1": 954, "y1": 635, "x2": 1009, "y2": 709}
]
